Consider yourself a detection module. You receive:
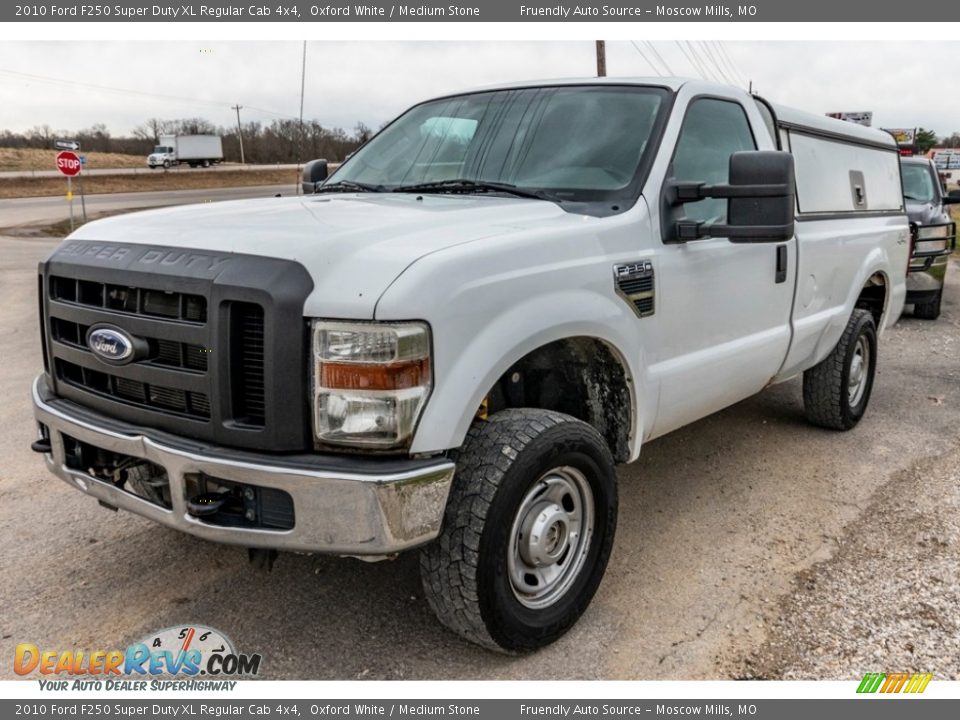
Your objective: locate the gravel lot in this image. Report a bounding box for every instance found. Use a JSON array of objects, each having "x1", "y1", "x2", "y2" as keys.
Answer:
[
  {"x1": 1, "y1": 231, "x2": 959, "y2": 680},
  {"x1": 740, "y1": 446, "x2": 960, "y2": 680}
]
